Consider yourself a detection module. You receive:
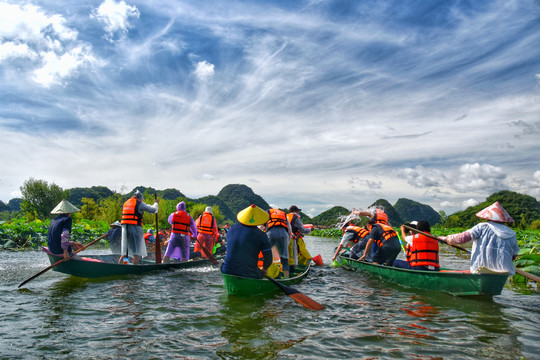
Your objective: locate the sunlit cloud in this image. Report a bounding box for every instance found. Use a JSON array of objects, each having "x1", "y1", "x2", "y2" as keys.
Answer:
[{"x1": 91, "y1": 0, "x2": 140, "y2": 42}]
